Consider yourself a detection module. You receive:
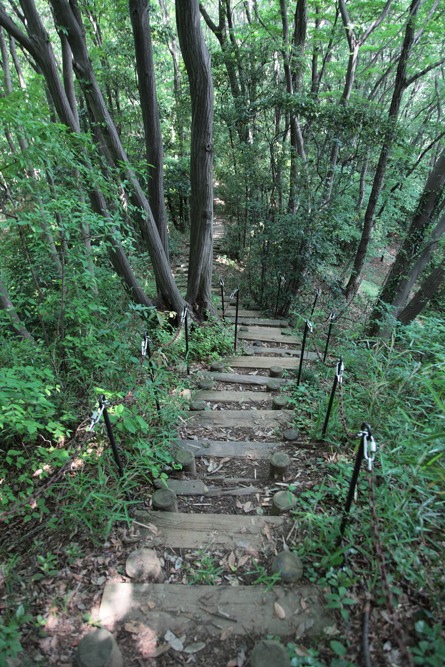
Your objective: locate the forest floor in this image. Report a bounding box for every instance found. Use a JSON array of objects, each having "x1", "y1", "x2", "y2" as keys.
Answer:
[{"x1": 1, "y1": 225, "x2": 424, "y2": 667}]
